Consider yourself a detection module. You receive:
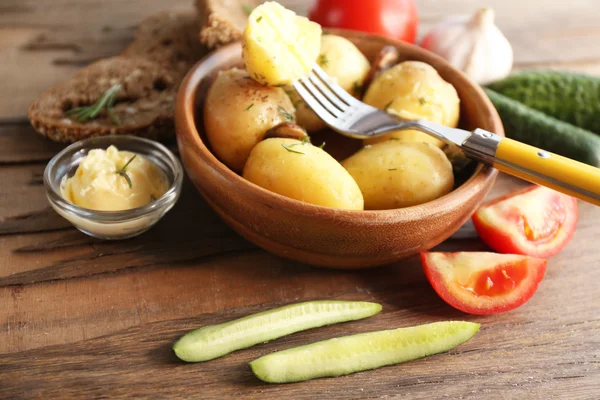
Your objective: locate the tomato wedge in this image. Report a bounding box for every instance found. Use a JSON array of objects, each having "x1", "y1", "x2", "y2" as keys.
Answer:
[
  {"x1": 472, "y1": 186, "x2": 578, "y2": 258},
  {"x1": 421, "y1": 252, "x2": 547, "y2": 315}
]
